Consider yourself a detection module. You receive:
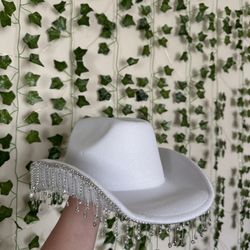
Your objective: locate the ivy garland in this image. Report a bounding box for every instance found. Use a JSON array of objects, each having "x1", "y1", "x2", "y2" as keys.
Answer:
[{"x1": 0, "y1": 0, "x2": 250, "y2": 249}]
